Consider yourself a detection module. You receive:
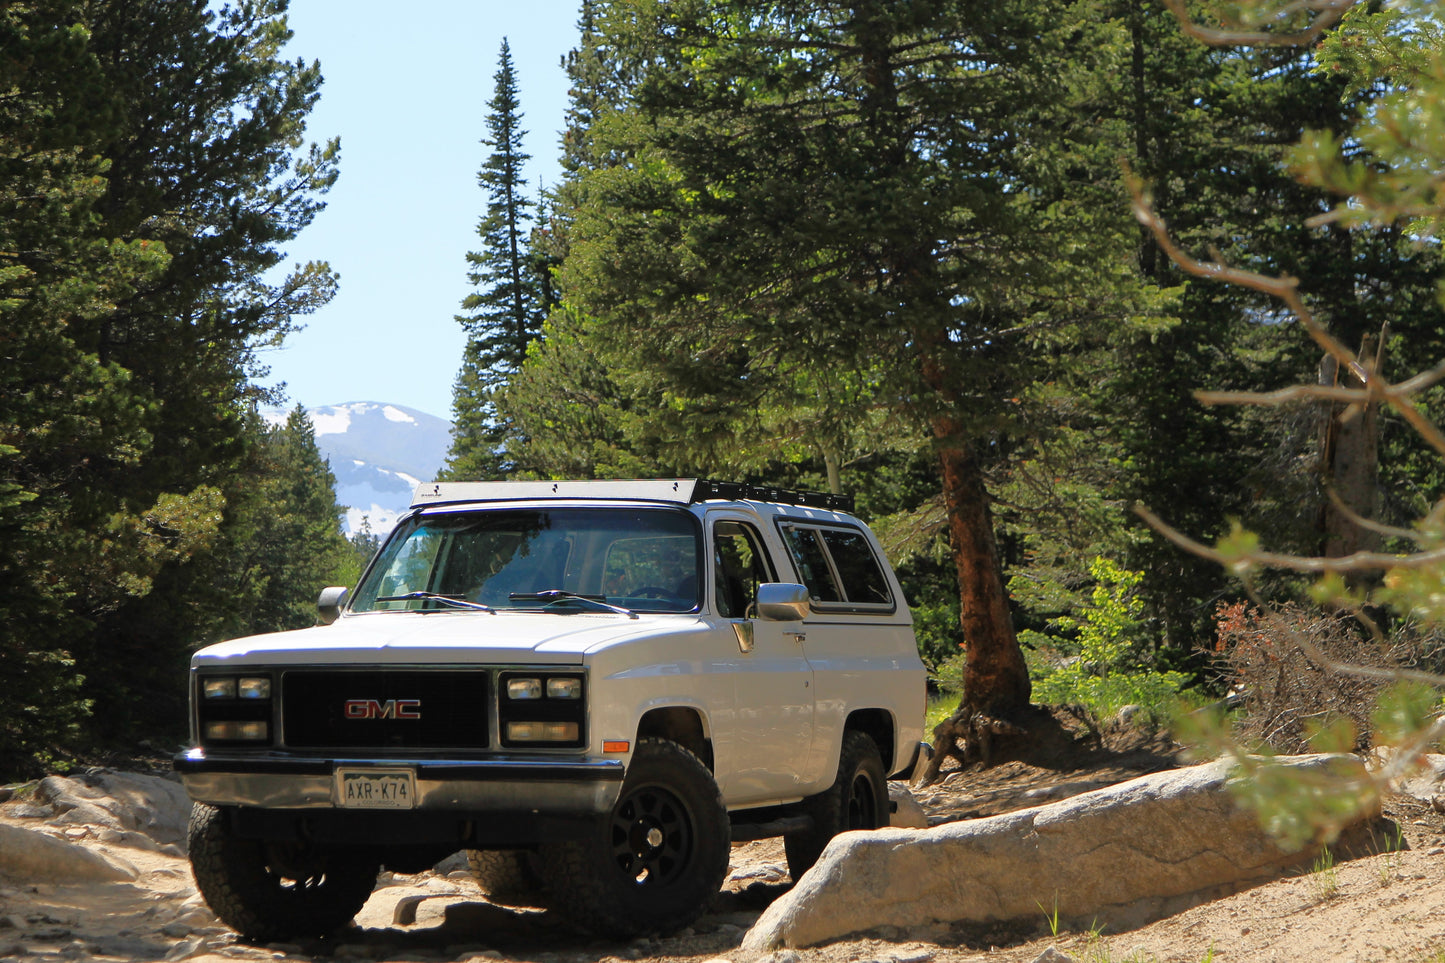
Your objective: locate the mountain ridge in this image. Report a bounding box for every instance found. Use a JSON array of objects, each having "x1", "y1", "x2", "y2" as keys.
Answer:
[{"x1": 266, "y1": 401, "x2": 452, "y2": 534}]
